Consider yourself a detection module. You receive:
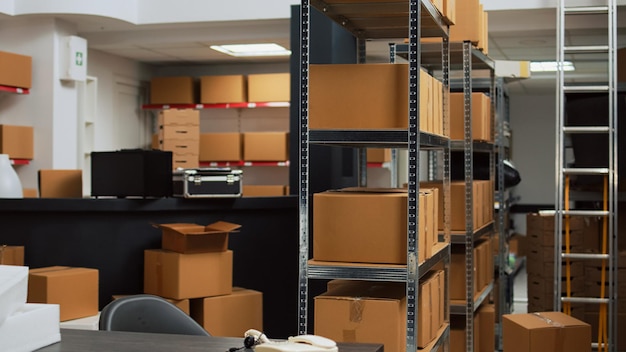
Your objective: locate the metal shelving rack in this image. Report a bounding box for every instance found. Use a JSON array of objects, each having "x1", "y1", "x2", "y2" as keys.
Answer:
[{"x1": 297, "y1": 1, "x2": 451, "y2": 351}]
